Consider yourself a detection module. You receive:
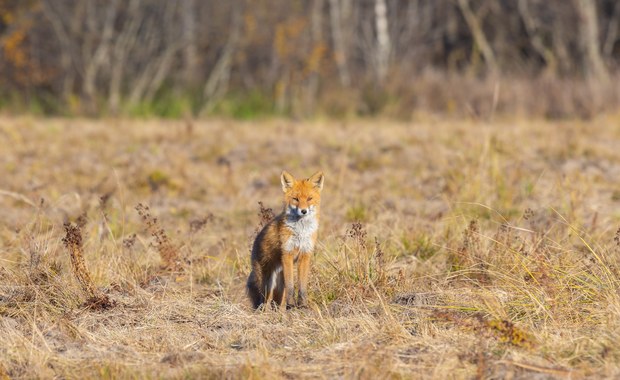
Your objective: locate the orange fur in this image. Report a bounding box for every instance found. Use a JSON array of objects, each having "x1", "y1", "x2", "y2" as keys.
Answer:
[{"x1": 247, "y1": 170, "x2": 324, "y2": 309}]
